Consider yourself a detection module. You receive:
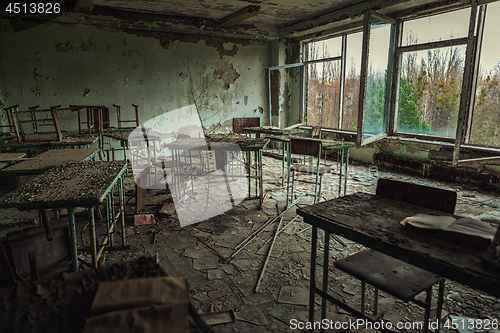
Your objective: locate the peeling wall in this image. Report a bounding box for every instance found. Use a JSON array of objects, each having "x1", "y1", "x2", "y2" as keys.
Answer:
[{"x1": 0, "y1": 22, "x2": 270, "y2": 133}]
